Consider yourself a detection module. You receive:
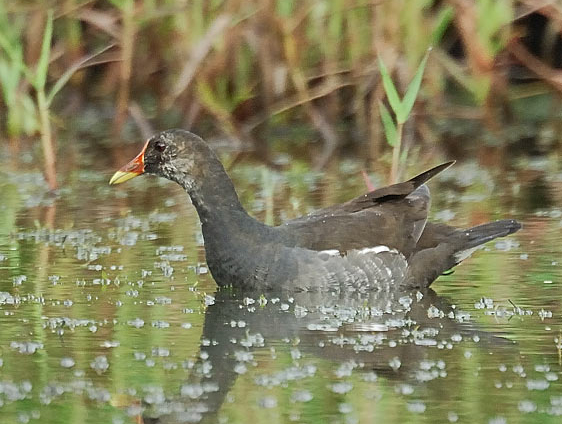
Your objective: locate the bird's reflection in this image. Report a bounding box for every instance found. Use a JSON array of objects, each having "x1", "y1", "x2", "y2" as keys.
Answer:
[{"x1": 142, "y1": 288, "x2": 512, "y2": 423}]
